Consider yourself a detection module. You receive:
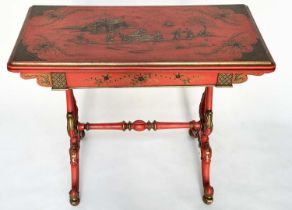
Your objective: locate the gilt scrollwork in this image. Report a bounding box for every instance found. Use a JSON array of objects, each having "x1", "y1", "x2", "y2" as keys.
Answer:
[
  {"x1": 203, "y1": 110, "x2": 213, "y2": 132},
  {"x1": 69, "y1": 144, "x2": 79, "y2": 165},
  {"x1": 67, "y1": 112, "x2": 78, "y2": 136},
  {"x1": 201, "y1": 142, "x2": 212, "y2": 161},
  {"x1": 20, "y1": 73, "x2": 51, "y2": 87}
]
